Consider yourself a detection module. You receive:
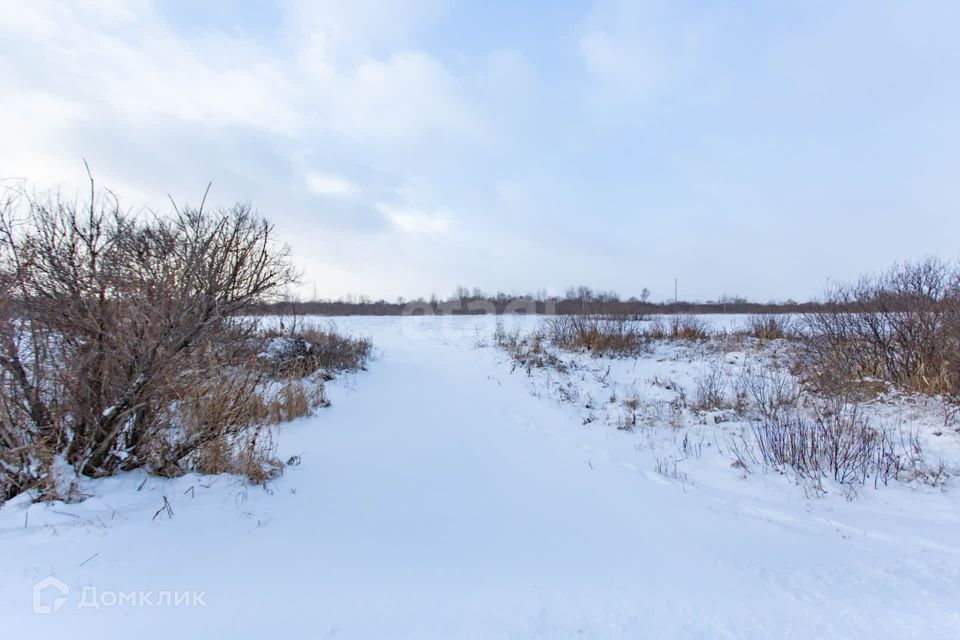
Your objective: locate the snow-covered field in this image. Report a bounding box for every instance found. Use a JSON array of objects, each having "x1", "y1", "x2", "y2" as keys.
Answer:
[{"x1": 2, "y1": 315, "x2": 959, "y2": 639}]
